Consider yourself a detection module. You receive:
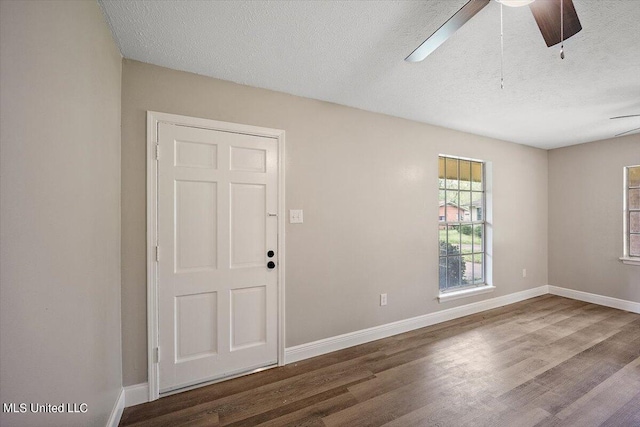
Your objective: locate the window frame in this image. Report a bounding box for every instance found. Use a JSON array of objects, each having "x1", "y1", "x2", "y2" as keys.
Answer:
[
  {"x1": 438, "y1": 155, "x2": 487, "y2": 294},
  {"x1": 621, "y1": 165, "x2": 640, "y2": 266}
]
